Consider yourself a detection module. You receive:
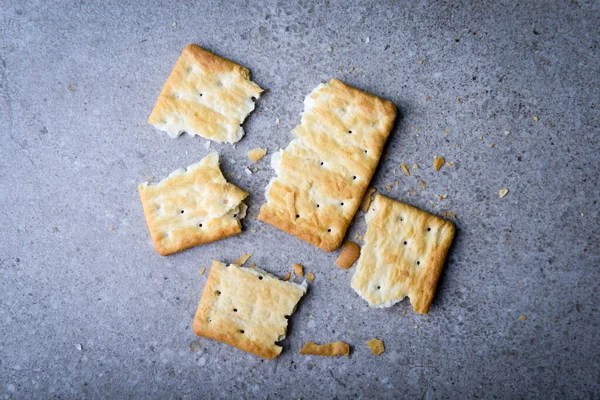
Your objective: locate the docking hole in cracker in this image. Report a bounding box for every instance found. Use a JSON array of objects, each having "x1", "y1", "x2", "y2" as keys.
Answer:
[
  {"x1": 148, "y1": 44, "x2": 263, "y2": 144},
  {"x1": 193, "y1": 260, "x2": 306, "y2": 359},
  {"x1": 258, "y1": 79, "x2": 397, "y2": 252},
  {"x1": 138, "y1": 152, "x2": 248, "y2": 256},
  {"x1": 350, "y1": 194, "x2": 455, "y2": 314}
]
